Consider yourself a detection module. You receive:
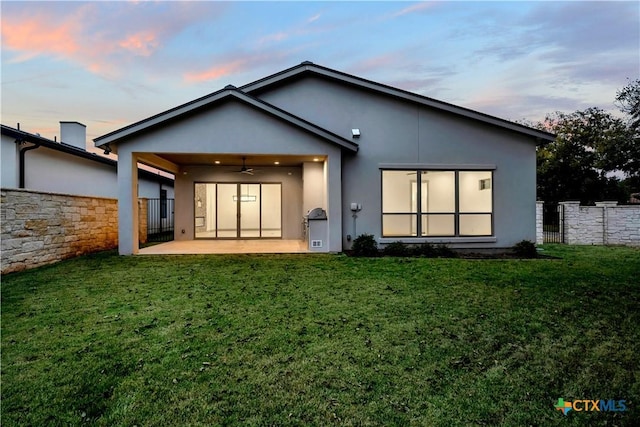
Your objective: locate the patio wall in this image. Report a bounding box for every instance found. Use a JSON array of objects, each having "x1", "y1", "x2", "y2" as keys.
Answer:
[{"x1": 1, "y1": 188, "x2": 146, "y2": 274}]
